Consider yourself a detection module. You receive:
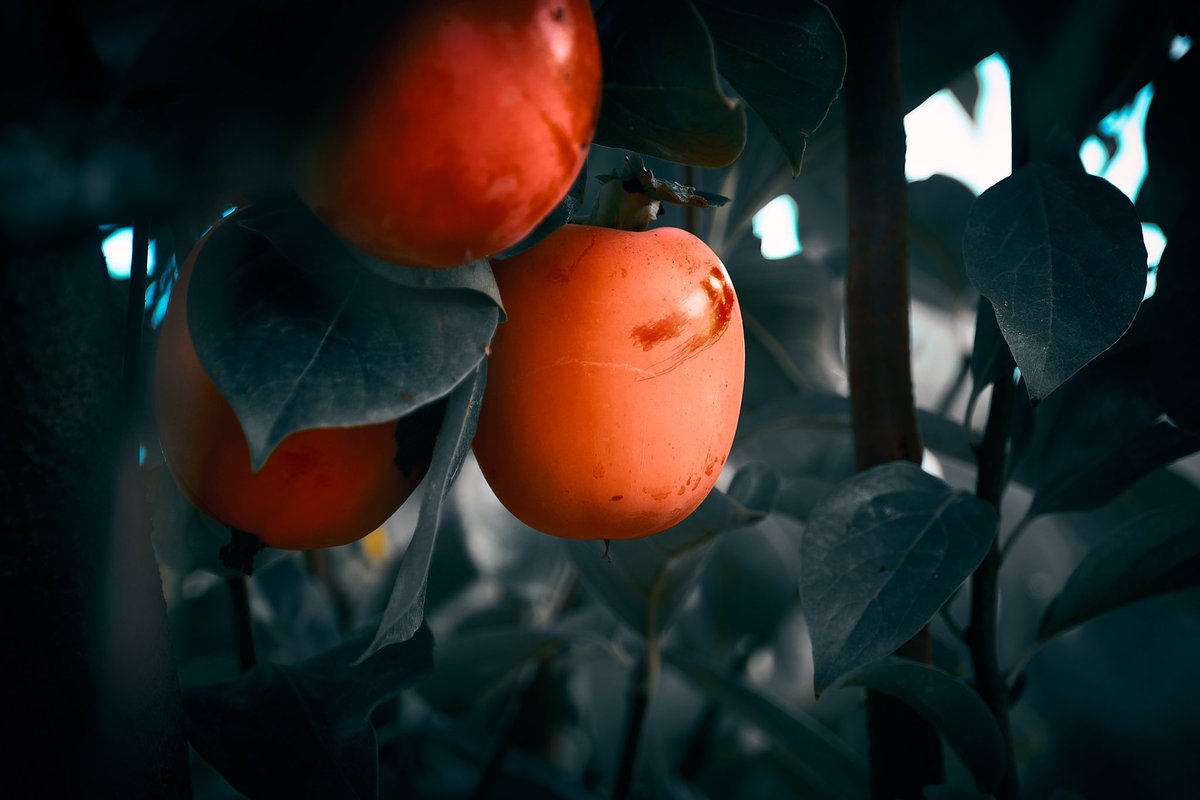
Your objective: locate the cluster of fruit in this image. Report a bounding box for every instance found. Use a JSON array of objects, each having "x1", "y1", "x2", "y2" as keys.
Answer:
[{"x1": 154, "y1": 0, "x2": 744, "y2": 552}]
